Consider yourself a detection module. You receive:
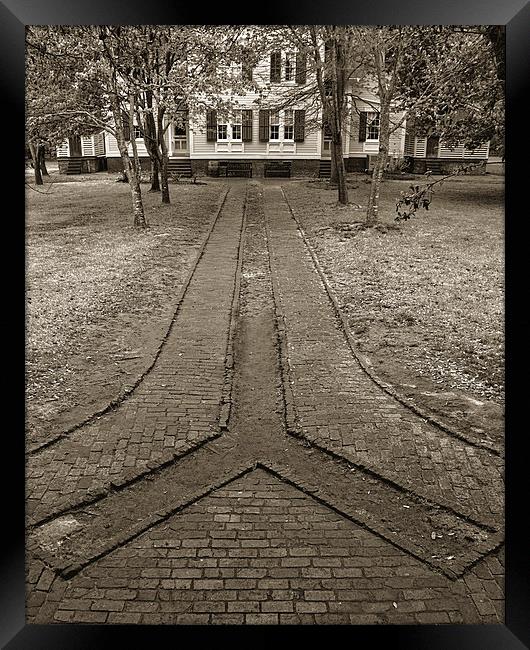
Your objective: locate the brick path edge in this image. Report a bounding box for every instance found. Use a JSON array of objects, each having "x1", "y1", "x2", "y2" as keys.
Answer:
[
  {"x1": 28, "y1": 185, "x2": 248, "y2": 529},
  {"x1": 27, "y1": 187, "x2": 231, "y2": 456},
  {"x1": 279, "y1": 187, "x2": 501, "y2": 459}
]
